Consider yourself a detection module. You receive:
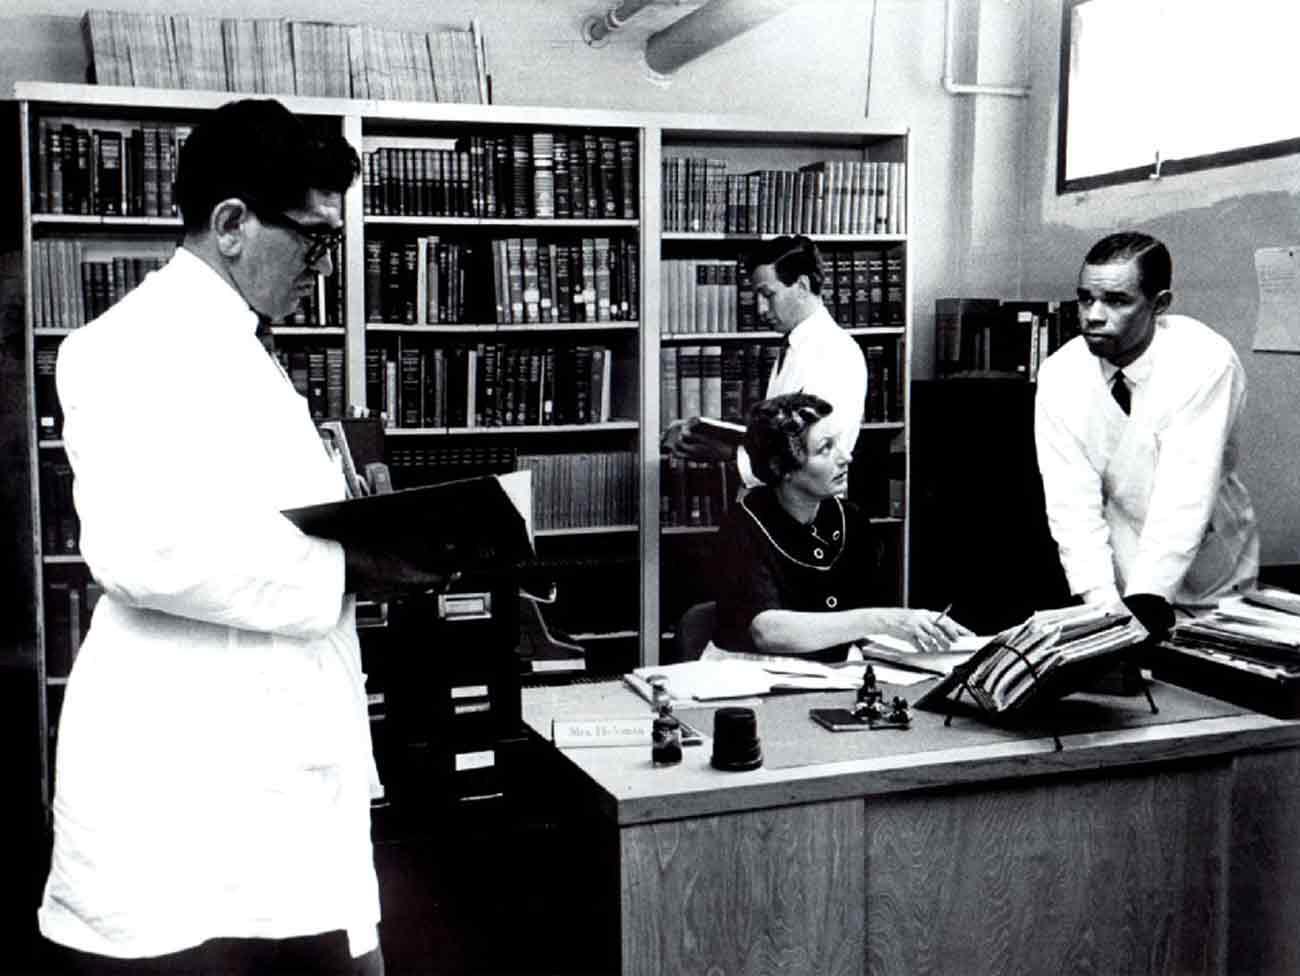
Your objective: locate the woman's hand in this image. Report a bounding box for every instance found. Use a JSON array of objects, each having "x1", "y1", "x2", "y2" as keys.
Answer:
[{"x1": 868, "y1": 608, "x2": 973, "y2": 653}]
